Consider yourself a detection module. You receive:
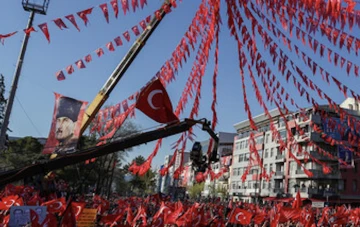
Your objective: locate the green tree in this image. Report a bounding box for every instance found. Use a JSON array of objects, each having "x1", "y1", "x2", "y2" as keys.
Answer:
[
  {"x1": 121, "y1": 155, "x2": 157, "y2": 196},
  {"x1": 55, "y1": 119, "x2": 140, "y2": 197},
  {"x1": 1, "y1": 136, "x2": 45, "y2": 168},
  {"x1": 187, "y1": 182, "x2": 204, "y2": 199}
]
